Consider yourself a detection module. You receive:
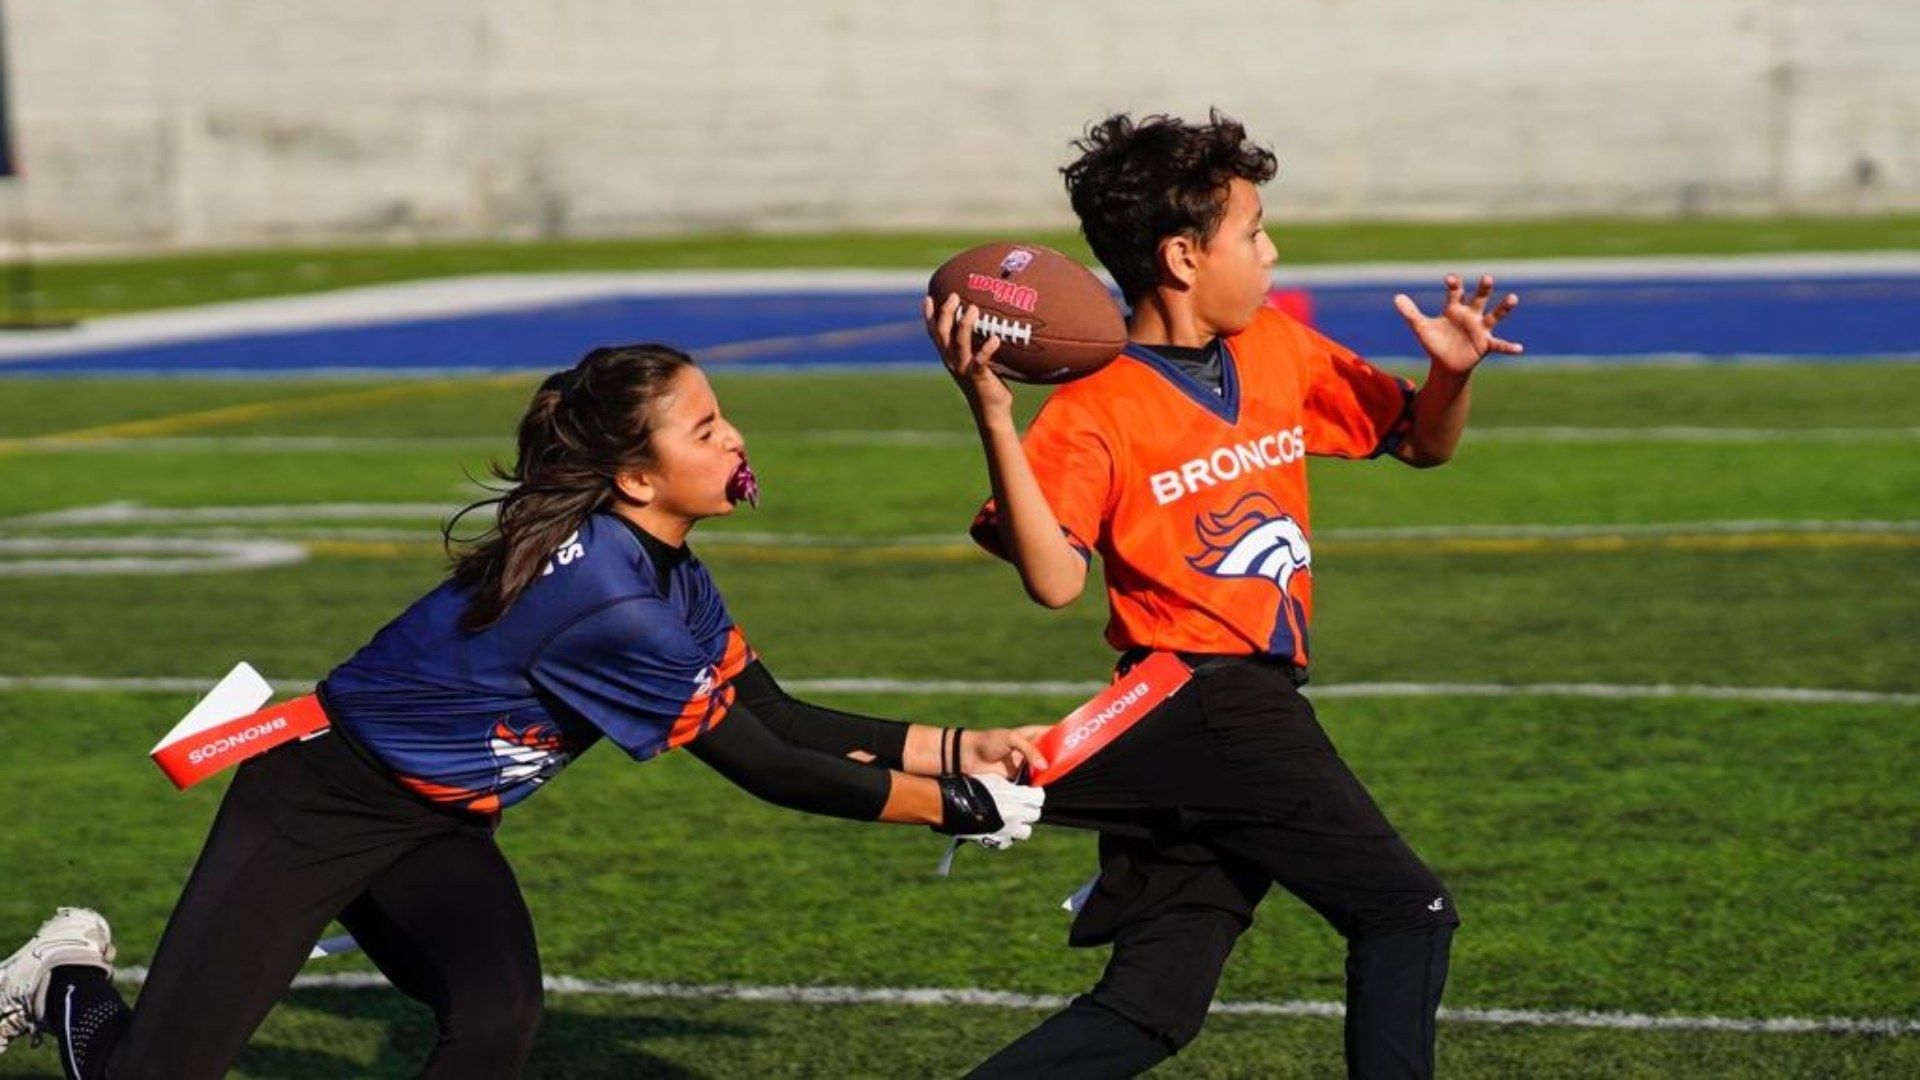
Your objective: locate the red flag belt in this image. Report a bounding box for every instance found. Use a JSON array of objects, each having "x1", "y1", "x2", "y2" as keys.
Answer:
[
  {"x1": 1025, "y1": 652, "x2": 1191, "y2": 787},
  {"x1": 151, "y1": 694, "x2": 330, "y2": 790}
]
